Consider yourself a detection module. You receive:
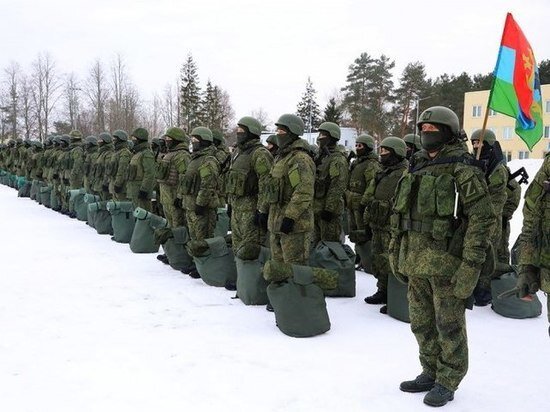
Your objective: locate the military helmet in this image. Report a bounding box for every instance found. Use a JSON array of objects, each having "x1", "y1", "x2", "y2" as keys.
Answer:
[
  {"x1": 470, "y1": 129, "x2": 497, "y2": 146},
  {"x1": 417, "y1": 106, "x2": 460, "y2": 136},
  {"x1": 60, "y1": 134, "x2": 71, "y2": 145},
  {"x1": 318, "y1": 122, "x2": 341, "y2": 140},
  {"x1": 403, "y1": 133, "x2": 421, "y2": 150},
  {"x1": 112, "y1": 129, "x2": 129, "y2": 142},
  {"x1": 190, "y1": 126, "x2": 213, "y2": 142},
  {"x1": 69, "y1": 130, "x2": 83, "y2": 140},
  {"x1": 164, "y1": 127, "x2": 187, "y2": 142},
  {"x1": 131, "y1": 127, "x2": 149, "y2": 141},
  {"x1": 356, "y1": 134, "x2": 375, "y2": 150},
  {"x1": 380, "y1": 136, "x2": 407, "y2": 158},
  {"x1": 275, "y1": 114, "x2": 305, "y2": 136},
  {"x1": 266, "y1": 134, "x2": 278, "y2": 145},
  {"x1": 211, "y1": 129, "x2": 224, "y2": 143},
  {"x1": 85, "y1": 135, "x2": 98, "y2": 146},
  {"x1": 32, "y1": 140, "x2": 43, "y2": 149},
  {"x1": 98, "y1": 132, "x2": 113, "y2": 143},
  {"x1": 237, "y1": 116, "x2": 262, "y2": 137},
  {"x1": 15, "y1": 137, "x2": 23, "y2": 144}
]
